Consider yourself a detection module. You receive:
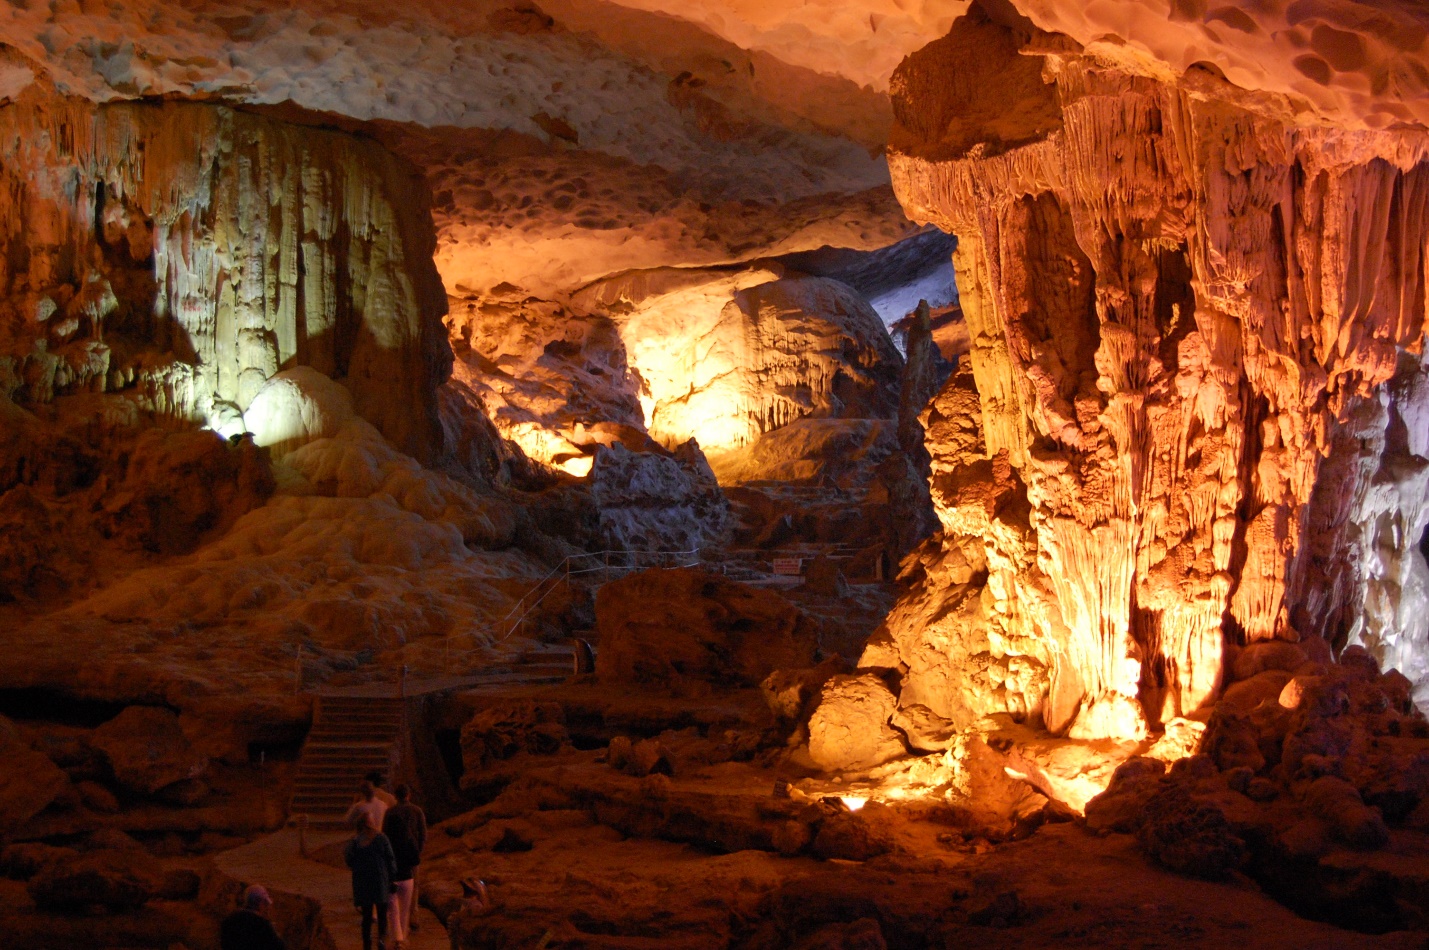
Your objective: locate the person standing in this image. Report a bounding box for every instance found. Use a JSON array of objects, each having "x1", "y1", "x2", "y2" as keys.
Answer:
[
  {"x1": 344, "y1": 814, "x2": 397, "y2": 950},
  {"x1": 367, "y1": 770, "x2": 398, "y2": 808},
  {"x1": 345, "y1": 780, "x2": 388, "y2": 834},
  {"x1": 382, "y1": 783, "x2": 428, "y2": 948},
  {"x1": 220, "y1": 884, "x2": 288, "y2": 950}
]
